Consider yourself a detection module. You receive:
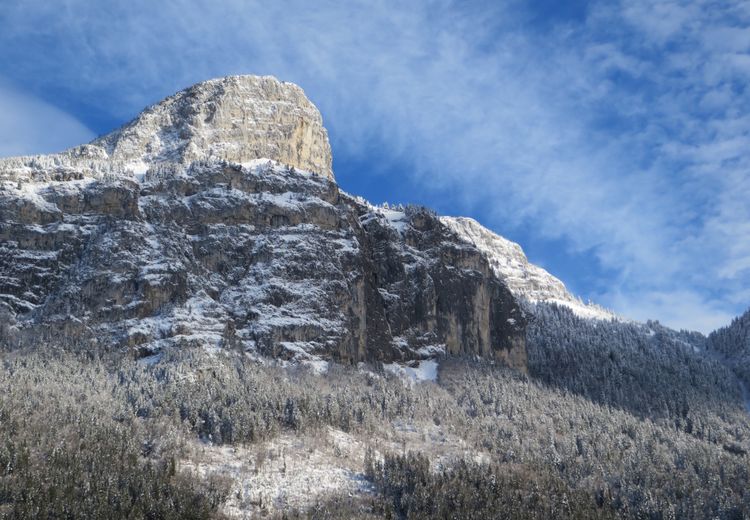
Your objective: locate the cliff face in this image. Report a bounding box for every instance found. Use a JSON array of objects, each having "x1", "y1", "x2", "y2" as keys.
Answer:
[
  {"x1": 441, "y1": 216, "x2": 616, "y2": 321},
  {"x1": 0, "y1": 76, "x2": 333, "y2": 181},
  {"x1": 0, "y1": 76, "x2": 526, "y2": 368}
]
